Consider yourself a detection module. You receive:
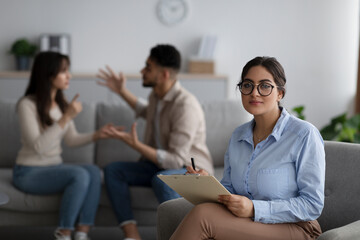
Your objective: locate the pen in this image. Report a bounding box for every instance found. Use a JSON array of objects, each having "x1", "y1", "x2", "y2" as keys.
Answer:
[{"x1": 191, "y1": 157, "x2": 196, "y2": 171}]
